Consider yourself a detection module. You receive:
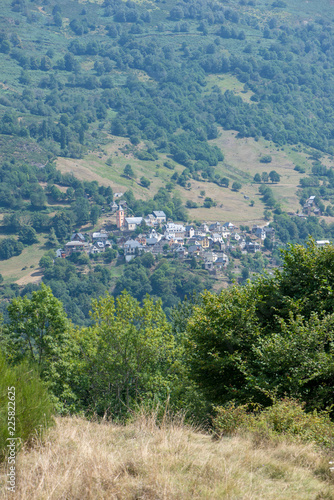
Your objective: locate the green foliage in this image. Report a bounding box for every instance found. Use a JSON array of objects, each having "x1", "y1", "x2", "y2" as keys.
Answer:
[
  {"x1": 90, "y1": 205, "x2": 100, "y2": 226},
  {"x1": 0, "y1": 238, "x2": 24, "y2": 260},
  {"x1": 0, "y1": 354, "x2": 54, "y2": 461},
  {"x1": 211, "y1": 402, "x2": 253, "y2": 437},
  {"x1": 3, "y1": 284, "x2": 78, "y2": 409},
  {"x1": 256, "y1": 239, "x2": 334, "y2": 324},
  {"x1": 212, "y1": 399, "x2": 334, "y2": 448},
  {"x1": 140, "y1": 176, "x2": 151, "y2": 188},
  {"x1": 203, "y1": 197, "x2": 216, "y2": 208},
  {"x1": 19, "y1": 226, "x2": 39, "y2": 245},
  {"x1": 269, "y1": 170, "x2": 280, "y2": 183},
  {"x1": 124, "y1": 164, "x2": 135, "y2": 179},
  {"x1": 73, "y1": 292, "x2": 176, "y2": 419},
  {"x1": 260, "y1": 155, "x2": 272, "y2": 164},
  {"x1": 185, "y1": 241, "x2": 334, "y2": 414},
  {"x1": 232, "y1": 181, "x2": 242, "y2": 191},
  {"x1": 250, "y1": 399, "x2": 334, "y2": 448},
  {"x1": 186, "y1": 286, "x2": 261, "y2": 406},
  {"x1": 247, "y1": 312, "x2": 334, "y2": 411}
]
